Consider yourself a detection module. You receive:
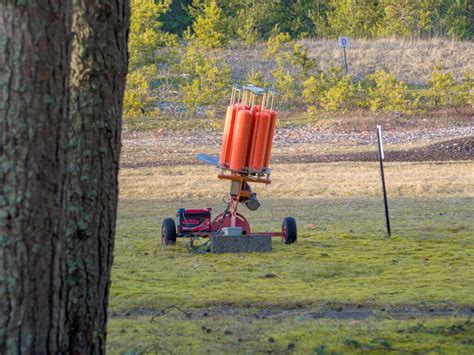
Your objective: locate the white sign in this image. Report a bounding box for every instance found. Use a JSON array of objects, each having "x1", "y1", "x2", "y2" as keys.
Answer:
[{"x1": 339, "y1": 36, "x2": 349, "y2": 47}]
